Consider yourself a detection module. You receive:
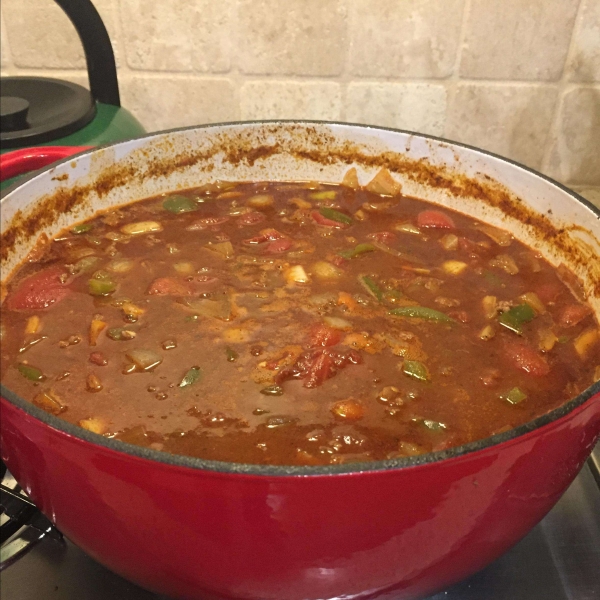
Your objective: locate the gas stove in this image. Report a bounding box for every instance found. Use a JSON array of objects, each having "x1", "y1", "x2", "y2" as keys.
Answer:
[{"x1": 1, "y1": 448, "x2": 599, "y2": 600}]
